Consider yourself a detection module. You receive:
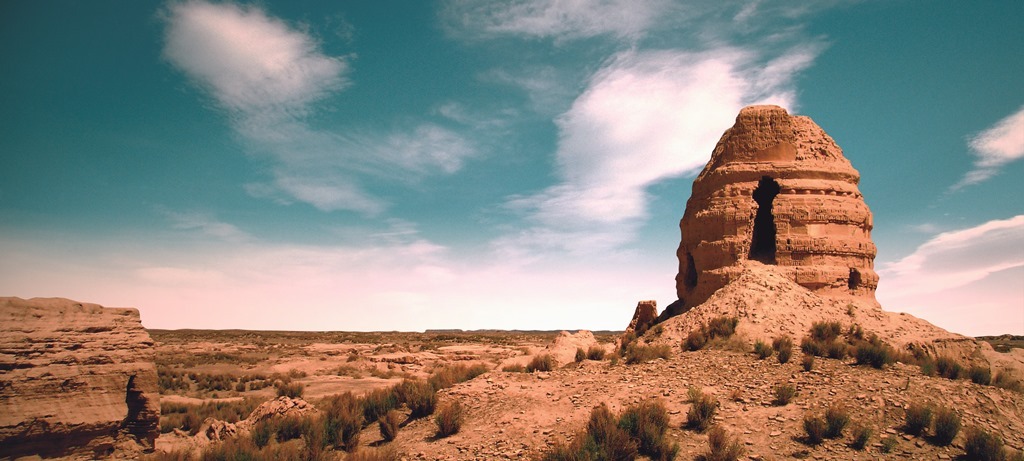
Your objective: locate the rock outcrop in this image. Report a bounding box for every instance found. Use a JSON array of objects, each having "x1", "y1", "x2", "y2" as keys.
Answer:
[
  {"x1": 0, "y1": 297, "x2": 160, "y2": 459},
  {"x1": 625, "y1": 300, "x2": 658, "y2": 338},
  {"x1": 674, "y1": 105, "x2": 878, "y2": 313}
]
